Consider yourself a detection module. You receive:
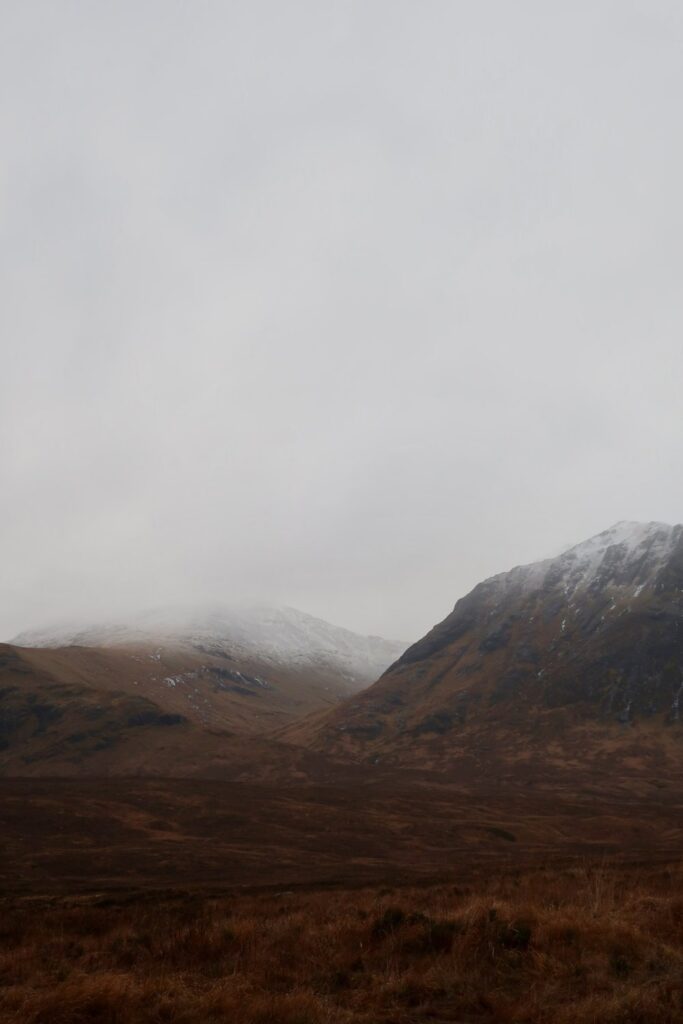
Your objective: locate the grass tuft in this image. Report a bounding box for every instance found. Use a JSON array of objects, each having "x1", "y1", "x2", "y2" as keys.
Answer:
[{"x1": 1, "y1": 862, "x2": 683, "y2": 1022}]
